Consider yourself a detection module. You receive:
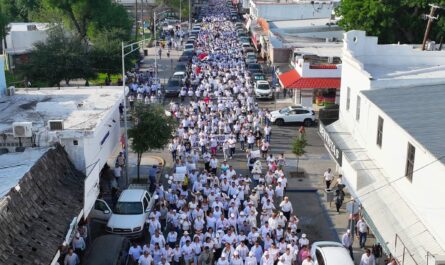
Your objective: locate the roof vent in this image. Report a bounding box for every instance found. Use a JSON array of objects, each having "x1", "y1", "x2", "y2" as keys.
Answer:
[
  {"x1": 48, "y1": 120, "x2": 64, "y2": 131},
  {"x1": 12, "y1": 122, "x2": 33, "y2": 138}
]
